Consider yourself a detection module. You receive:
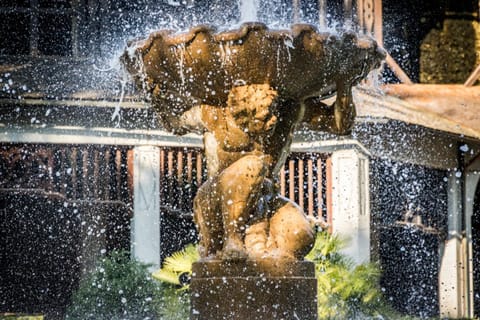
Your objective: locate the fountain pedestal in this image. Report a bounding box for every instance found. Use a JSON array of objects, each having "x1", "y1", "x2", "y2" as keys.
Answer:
[{"x1": 190, "y1": 260, "x2": 317, "y2": 320}]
